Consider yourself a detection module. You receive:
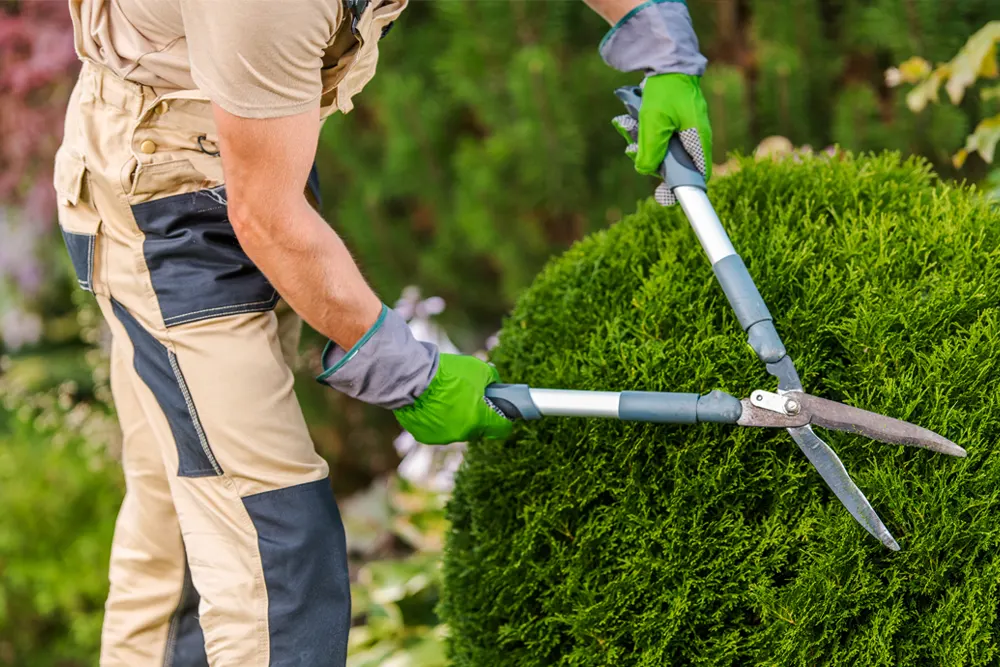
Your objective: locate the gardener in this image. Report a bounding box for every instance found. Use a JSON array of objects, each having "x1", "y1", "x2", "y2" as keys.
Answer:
[{"x1": 55, "y1": 0, "x2": 711, "y2": 664}]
